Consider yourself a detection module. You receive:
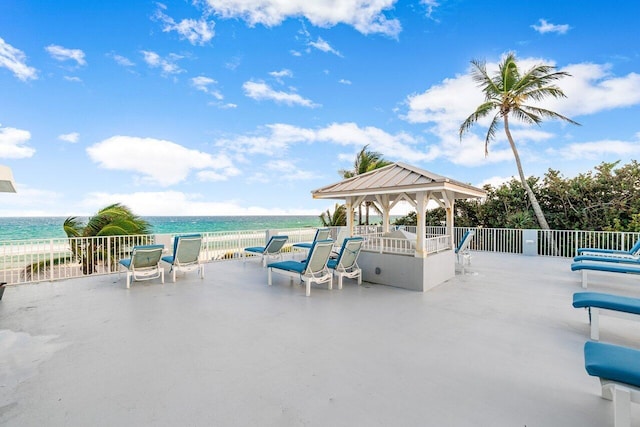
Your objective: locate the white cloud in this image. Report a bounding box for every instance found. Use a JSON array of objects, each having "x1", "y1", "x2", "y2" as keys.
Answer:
[
  {"x1": 265, "y1": 159, "x2": 319, "y2": 180},
  {"x1": 110, "y1": 53, "x2": 135, "y2": 67},
  {"x1": 531, "y1": 19, "x2": 570, "y2": 35},
  {"x1": 421, "y1": 0, "x2": 439, "y2": 18},
  {"x1": 64, "y1": 76, "x2": 82, "y2": 83},
  {"x1": 58, "y1": 132, "x2": 79, "y2": 143},
  {"x1": 154, "y1": 7, "x2": 215, "y2": 45},
  {"x1": 242, "y1": 81, "x2": 319, "y2": 107},
  {"x1": 141, "y1": 51, "x2": 185, "y2": 75},
  {"x1": 547, "y1": 139, "x2": 640, "y2": 161},
  {"x1": 75, "y1": 190, "x2": 317, "y2": 216},
  {"x1": 45, "y1": 45, "x2": 86, "y2": 66},
  {"x1": 191, "y1": 76, "x2": 223, "y2": 100},
  {"x1": 0, "y1": 125, "x2": 36, "y2": 159},
  {"x1": 86, "y1": 136, "x2": 238, "y2": 186},
  {"x1": 339, "y1": 79, "x2": 352, "y2": 85},
  {"x1": 216, "y1": 122, "x2": 439, "y2": 163},
  {"x1": 269, "y1": 69, "x2": 293, "y2": 78},
  {"x1": 0, "y1": 37, "x2": 37, "y2": 81},
  {"x1": 290, "y1": 50, "x2": 302, "y2": 57},
  {"x1": 476, "y1": 175, "x2": 515, "y2": 189},
  {"x1": 202, "y1": 0, "x2": 402, "y2": 36},
  {"x1": 308, "y1": 37, "x2": 342, "y2": 56},
  {"x1": 401, "y1": 54, "x2": 640, "y2": 166}
]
